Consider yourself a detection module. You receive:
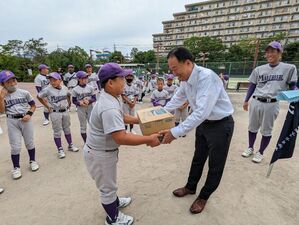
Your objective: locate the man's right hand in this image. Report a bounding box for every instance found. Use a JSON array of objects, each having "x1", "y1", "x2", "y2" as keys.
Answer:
[{"x1": 243, "y1": 102, "x2": 249, "y2": 111}]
